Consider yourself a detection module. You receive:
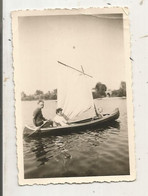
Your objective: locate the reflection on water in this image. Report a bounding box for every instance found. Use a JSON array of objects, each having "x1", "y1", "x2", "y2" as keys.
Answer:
[{"x1": 23, "y1": 98, "x2": 130, "y2": 179}]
